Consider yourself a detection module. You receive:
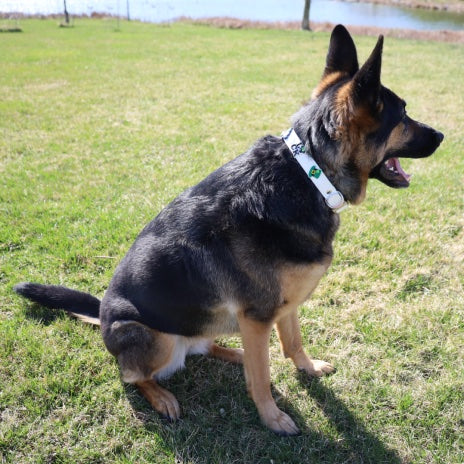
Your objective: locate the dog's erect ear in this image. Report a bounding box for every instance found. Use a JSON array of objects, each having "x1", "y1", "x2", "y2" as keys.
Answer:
[
  {"x1": 352, "y1": 35, "x2": 384, "y2": 108},
  {"x1": 323, "y1": 25, "x2": 359, "y2": 78}
]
